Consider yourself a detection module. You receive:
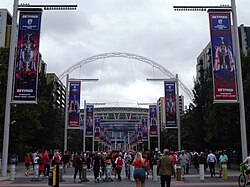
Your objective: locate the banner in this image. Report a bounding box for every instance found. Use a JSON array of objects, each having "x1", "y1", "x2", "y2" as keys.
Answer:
[
  {"x1": 165, "y1": 82, "x2": 177, "y2": 128},
  {"x1": 209, "y1": 11, "x2": 238, "y2": 102},
  {"x1": 68, "y1": 81, "x2": 81, "y2": 129},
  {"x1": 86, "y1": 105, "x2": 94, "y2": 136},
  {"x1": 137, "y1": 123, "x2": 143, "y2": 144},
  {"x1": 13, "y1": 10, "x2": 42, "y2": 103},
  {"x1": 141, "y1": 117, "x2": 148, "y2": 139},
  {"x1": 94, "y1": 118, "x2": 101, "y2": 141},
  {"x1": 149, "y1": 105, "x2": 158, "y2": 136}
]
